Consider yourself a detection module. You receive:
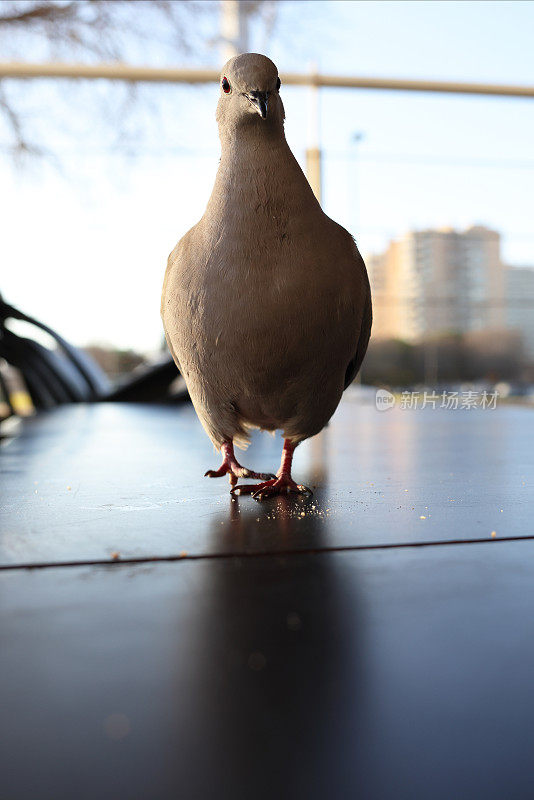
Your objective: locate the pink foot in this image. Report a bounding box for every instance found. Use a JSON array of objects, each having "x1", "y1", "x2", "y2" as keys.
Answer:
[
  {"x1": 231, "y1": 473, "x2": 313, "y2": 501},
  {"x1": 205, "y1": 441, "x2": 274, "y2": 486}
]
